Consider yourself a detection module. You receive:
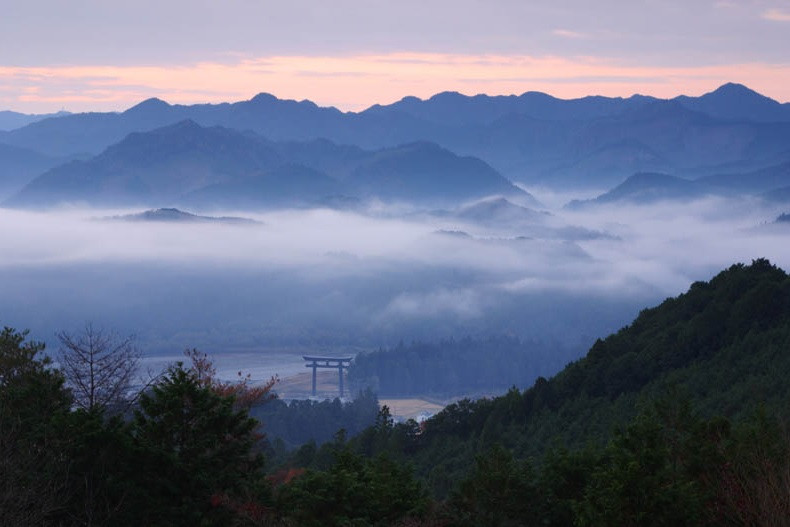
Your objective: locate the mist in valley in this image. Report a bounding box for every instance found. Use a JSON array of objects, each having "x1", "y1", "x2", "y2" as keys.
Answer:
[{"x1": 3, "y1": 191, "x2": 788, "y2": 385}]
